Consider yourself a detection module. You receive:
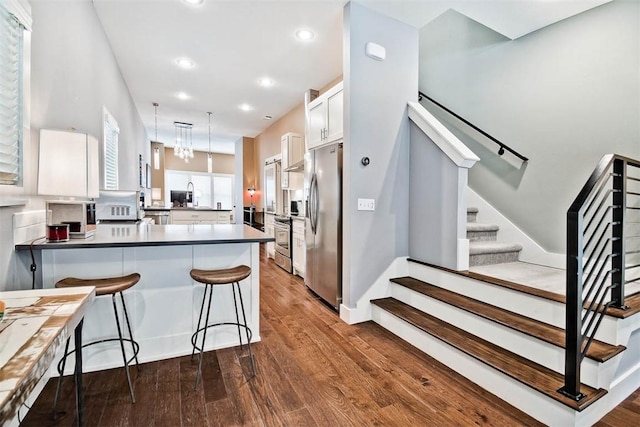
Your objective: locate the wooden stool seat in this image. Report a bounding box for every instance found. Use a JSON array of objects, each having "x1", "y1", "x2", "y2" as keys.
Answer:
[
  {"x1": 52, "y1": 272, "x2": 141, "y2": 413},
  {"x1": 56, "y1": 273, "x2": 141, "y2": 296},
  {"x1": 189, "y1": 264, "x2": 256, "y2": 389},
  {"x1": 190, "y1": 265, "x2": 251, "y2": 285}
]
